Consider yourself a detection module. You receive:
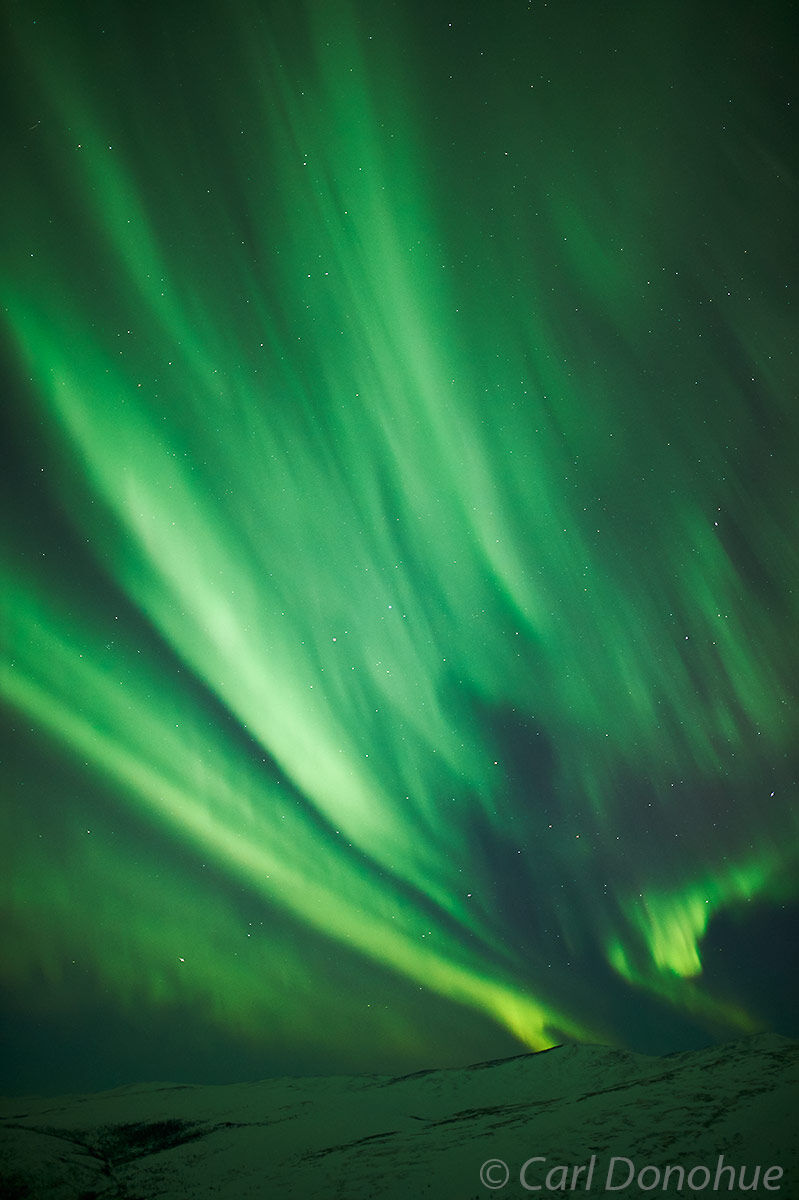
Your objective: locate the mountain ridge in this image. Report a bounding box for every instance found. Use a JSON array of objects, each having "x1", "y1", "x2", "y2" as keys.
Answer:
[{"x1": 1, "y1": 1032, "x2": 796, "y2": 1198}]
